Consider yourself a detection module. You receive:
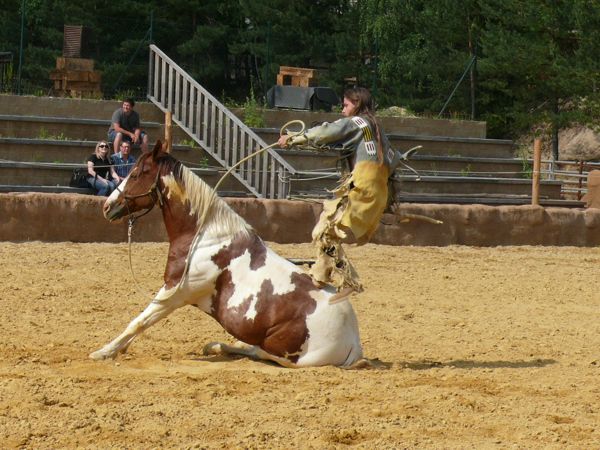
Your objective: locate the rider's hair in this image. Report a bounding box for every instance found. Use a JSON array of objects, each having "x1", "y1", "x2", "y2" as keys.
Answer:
[{"x1": 343, "y1": 87, "x2": 383, "y2": 164}]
